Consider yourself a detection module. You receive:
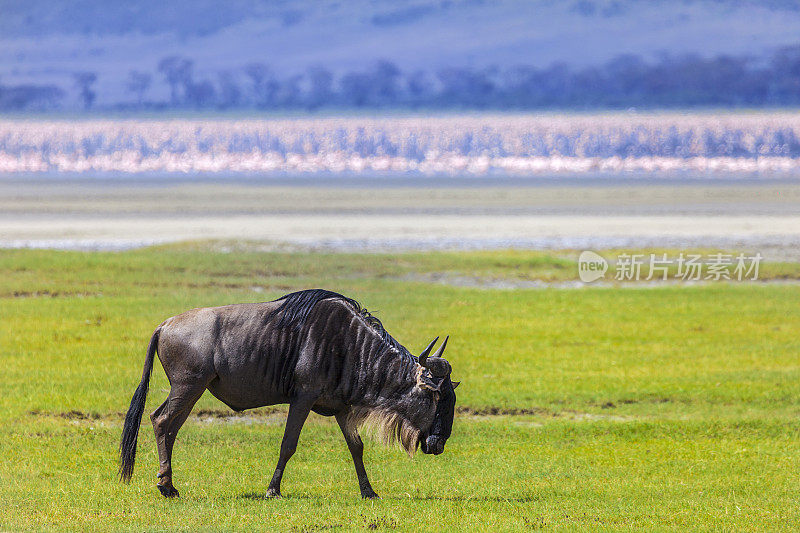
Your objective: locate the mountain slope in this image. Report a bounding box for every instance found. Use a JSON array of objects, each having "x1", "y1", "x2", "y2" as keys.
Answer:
[{"x1": 1, "y1": 0, "x2": 799, "y2": 106}]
